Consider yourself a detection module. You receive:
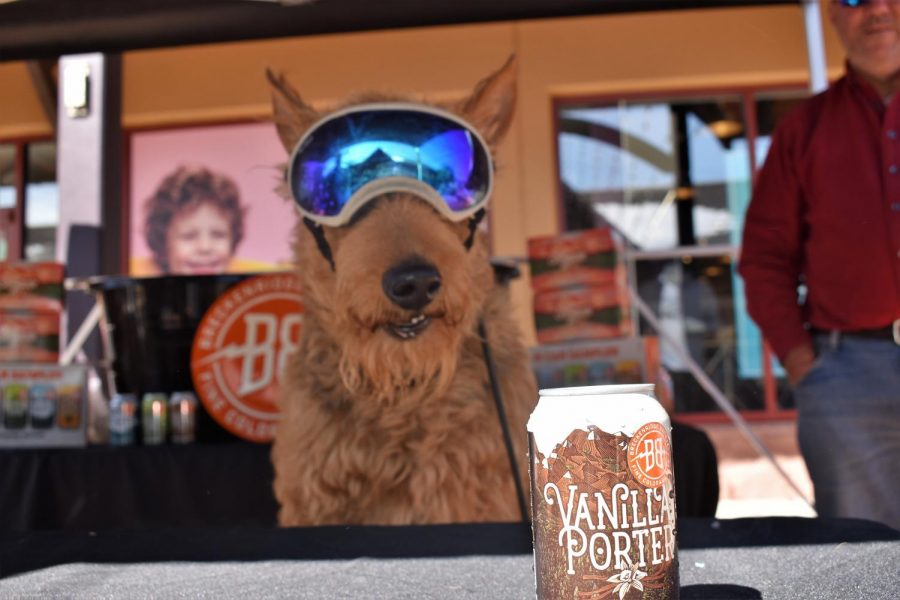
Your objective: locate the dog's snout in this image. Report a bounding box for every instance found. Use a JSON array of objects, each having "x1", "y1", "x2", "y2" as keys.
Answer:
[{"x1": 382, "y1": 262, "x2": 442, "y2": 311}]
